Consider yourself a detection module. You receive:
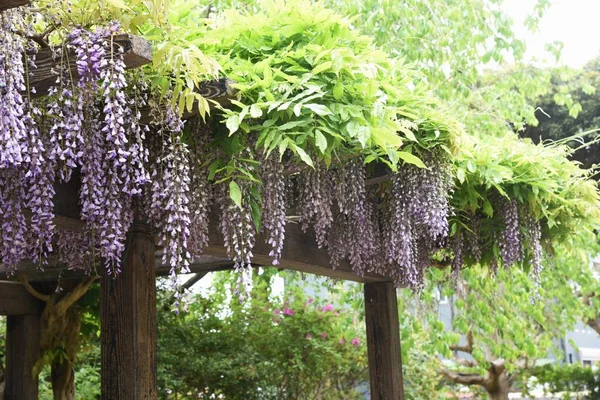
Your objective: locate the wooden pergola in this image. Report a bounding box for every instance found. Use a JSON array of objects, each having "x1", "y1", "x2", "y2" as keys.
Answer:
[{"x1": 0, "y1": 3, "x2": 405, "y2": 399}]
